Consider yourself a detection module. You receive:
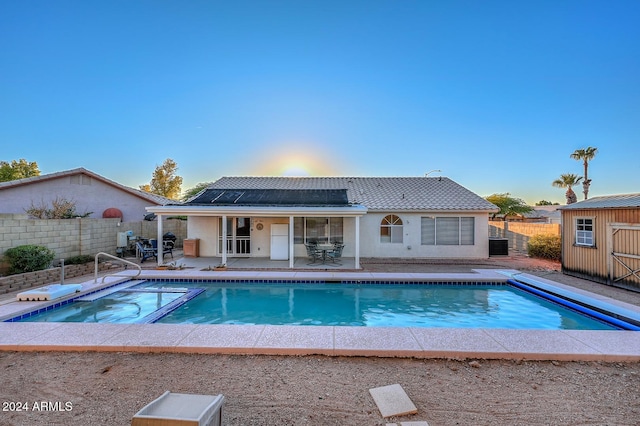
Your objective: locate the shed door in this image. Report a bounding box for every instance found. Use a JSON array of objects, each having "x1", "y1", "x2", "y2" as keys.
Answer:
[{"x1": 607, "y1": 223, "x2": 640, "y2": 289}]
